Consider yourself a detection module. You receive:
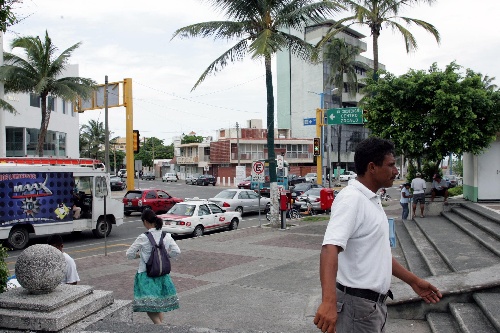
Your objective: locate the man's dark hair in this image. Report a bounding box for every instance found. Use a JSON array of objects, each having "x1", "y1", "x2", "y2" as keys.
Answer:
[
  {"x1": 354, "y1": 137, "x2": 395, "y2": 176},
  {"x1": 47, "y1": 234, "x2": 64, "y2": 247}
]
